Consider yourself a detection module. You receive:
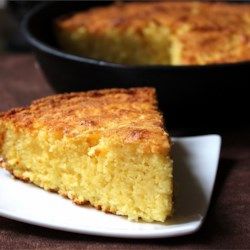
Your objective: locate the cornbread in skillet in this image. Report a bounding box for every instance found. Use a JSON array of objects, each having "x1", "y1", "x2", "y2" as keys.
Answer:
[
  {"x1": 0, "y1": 88, "x2": 173, "y2": 222},
  {"x1": 55, "y1": 2, "x2": 250, "y2": 65}
]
